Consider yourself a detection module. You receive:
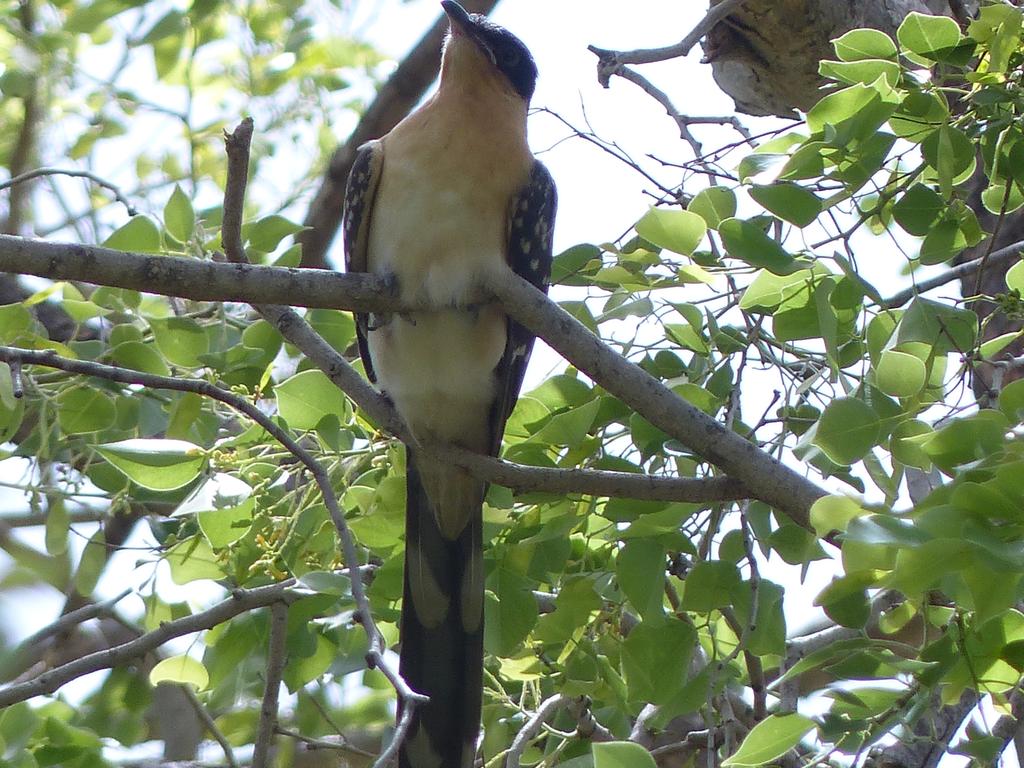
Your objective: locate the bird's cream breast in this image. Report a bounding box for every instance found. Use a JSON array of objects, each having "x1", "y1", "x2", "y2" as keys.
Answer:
[{"x1": 368, "y1": 87, "x2": 532, "y2": 306}]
